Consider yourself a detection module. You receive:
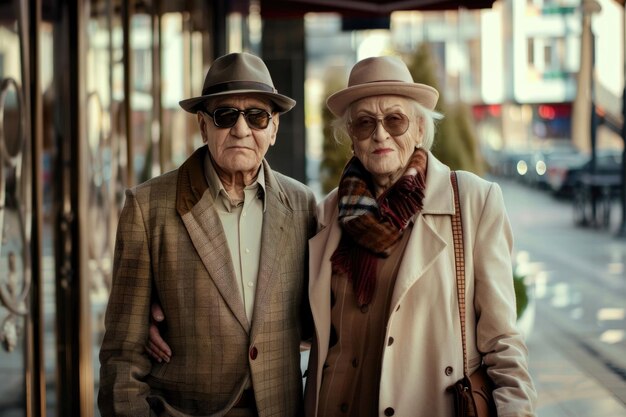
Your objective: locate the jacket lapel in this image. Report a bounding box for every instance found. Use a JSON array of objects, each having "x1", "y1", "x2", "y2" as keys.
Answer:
[
  {"x1": 176, "y1": 146, "x2": 249, "y2": 333},
  {"x1": 250, "y1": 161, "x2": 293, "y2": 342}
]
